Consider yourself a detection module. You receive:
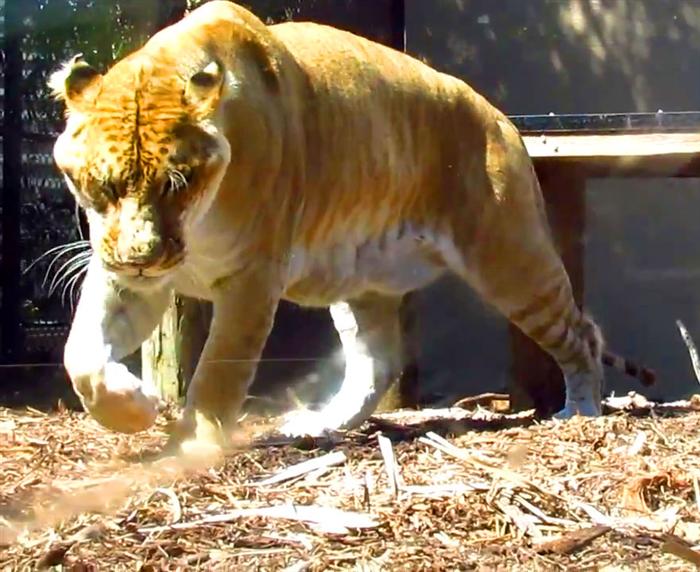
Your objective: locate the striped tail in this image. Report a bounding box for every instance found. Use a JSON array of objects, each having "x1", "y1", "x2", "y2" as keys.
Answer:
[{"x1": 602, "y1": 350, "x2": 656, "y2": 387}]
